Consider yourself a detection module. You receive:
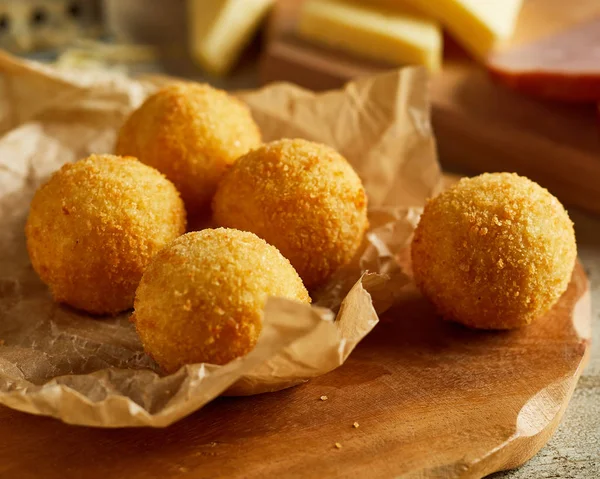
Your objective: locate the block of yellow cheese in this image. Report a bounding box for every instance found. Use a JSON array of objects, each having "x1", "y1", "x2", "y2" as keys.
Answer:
[
  {"x1": 399, "y1": 0, "x2": 524, "y2": 59},
  {"x1": 188, "y1": 0, "x2": 274, "y2": 76},
  {"x1": 297, "y1": 0, "x2": 442, "y2": 72}
]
